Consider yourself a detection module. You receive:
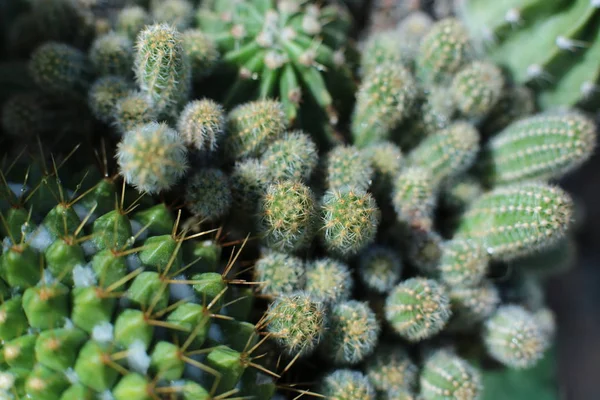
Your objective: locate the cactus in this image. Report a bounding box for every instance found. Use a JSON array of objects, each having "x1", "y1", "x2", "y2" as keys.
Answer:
[
  {"x1": 87, "y1": 76, "x2": 131, "y2": 124},
  {"x1": 184, "y1": 168, "x2": 232, "y2": 221},
  {"x1": 177, "y1": 99, "x2": 226, "y2": 152},
  {"x1": 88, "y1": 32, "x2": 134, "y2": 77},
  {"x1": 321, "y1": 300, "x2": 380, "y2": 365},
  {"x1": 325, "y1": 145, "x2": 374, "y2": 191},
  {"x1": 357, "y1": 246, "x2": 403, "y2": 294},
  {"x1": 385, "y1": 278, "x2": 452, "y2": 342},
  {"x1": 456, "y1": 182, "x2": 574, "y2": 261},
  {"x1": 115, "y1": 6, "x2": 150, "y2": 40},
  {"x1": 181, "y1": 29, "x2": 220, "y2": 81},
  {"x1": 151, "y1": 0, "x2": 195, "y2": 31},
  {"x1": 457, "y1": 0, "x2": 600, "y2": 109},
  {"x1": 448, "y1": 282, "x2": 500, "y2": 330},
  {"x1": 483, "y1": 112, "x2": 596, "y2": 186},
  {"x1": 260, "y1": 130, "x2": 319, "y2": 183},
  {"x1": 484, "y1": 305, "x2": 550, "y2": 369},
  {"x1": 364, "y1": 345, "x2": 419, "y2": 395},
  {"x1": 116, "y1": 121, "x2": 189, "y2": 194},
  {"x1": 319, "y1": 369, "x2": 376, "y2": 400},
  {"x1": 450, "y1": 61, "x2": 504, "y2": 119},
  {"x1": 133, "y1": 23, "x2": 191, "y2": 116},
  {"x1": 438, "y1": 239, "x2": 489, "y2": 288},
  {"x1": 253, "y1": 251, "x2": 305, "y2": 297},
  {"x1": 196, "y1": 0, "x2": 354, "y2": 123},
  {"x1": 112, "y1": 91, "x2": 157, "y2": 135},
  {"x1": 420, "y1": 350, "x2": 482, "y2": 400},
  {"x1": 304, "y1": 258, "x2": 354, "y2": 304},
  {"x1": 391, "y1": 166, "x2": 437, "y2": 230}
]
